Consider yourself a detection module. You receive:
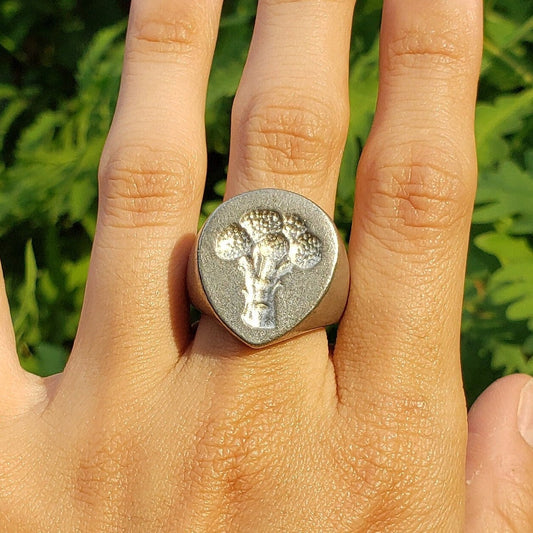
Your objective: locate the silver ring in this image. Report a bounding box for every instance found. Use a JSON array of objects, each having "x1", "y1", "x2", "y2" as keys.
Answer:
[{"x1": 187, "y1": 189, "x2": 349, "y2": 347}]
